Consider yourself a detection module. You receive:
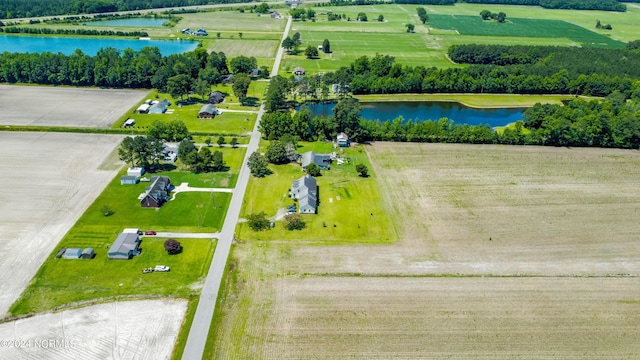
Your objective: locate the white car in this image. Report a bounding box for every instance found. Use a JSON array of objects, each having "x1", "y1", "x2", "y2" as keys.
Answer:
[{"x1": 154, "y1": 265, "x2": 170, "y2": 272}]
